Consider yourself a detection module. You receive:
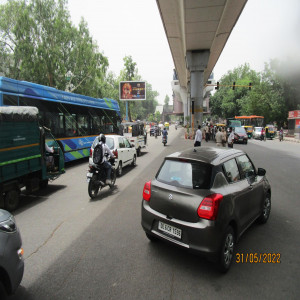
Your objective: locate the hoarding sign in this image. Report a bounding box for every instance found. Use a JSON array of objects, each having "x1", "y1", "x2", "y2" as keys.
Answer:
[
  {"x1": 119, "y1": 81, "x2": 146, "y2": 100},
  {"x1": 288, "y1": 110, "x2": 300, "y2": 119}
]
